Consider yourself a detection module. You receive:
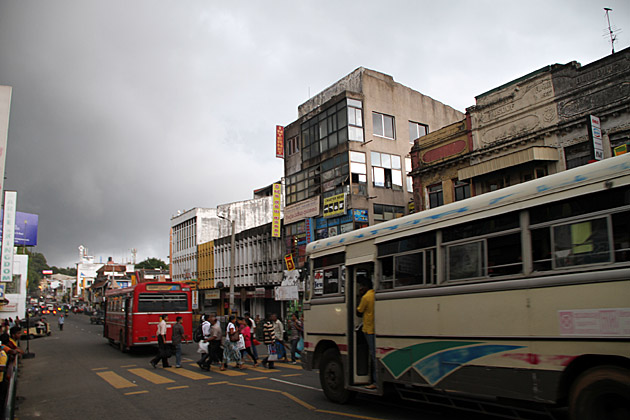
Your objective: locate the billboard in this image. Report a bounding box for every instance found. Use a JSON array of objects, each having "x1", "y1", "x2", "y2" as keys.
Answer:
[
  {"x1": 271, "y1": 183, "x2": 282, "y2": 238},
  {"x1": 276, "y1": 125, "x2": 284, "y2": 159},
  {"x1": 0, "y1": 211, "x2": 39, "y2": 246},
  {"x1": 1, "y1": 191, "x2": 16, "y2": 282}
]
